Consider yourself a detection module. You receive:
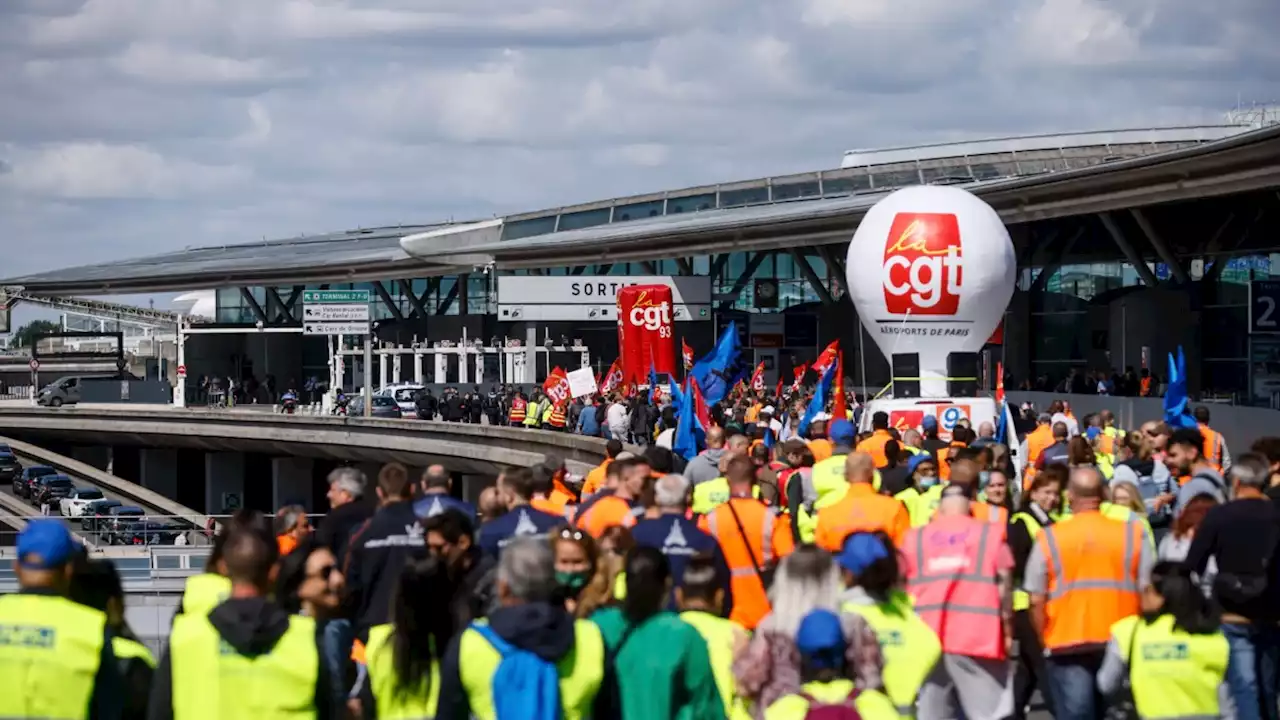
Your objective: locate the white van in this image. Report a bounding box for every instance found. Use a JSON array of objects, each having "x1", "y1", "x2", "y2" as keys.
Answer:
[{"x1": 858, "y1": 395, "x2": 1023, "y2": 485}]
